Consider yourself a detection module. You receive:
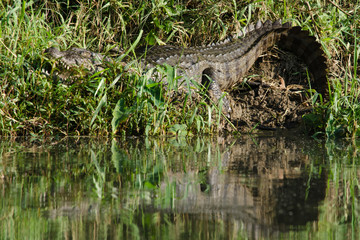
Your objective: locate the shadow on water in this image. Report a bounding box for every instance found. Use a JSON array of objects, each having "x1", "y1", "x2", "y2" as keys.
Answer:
[{"x1": 0, "y1": 131, "x2": 359, "y2": 239}]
